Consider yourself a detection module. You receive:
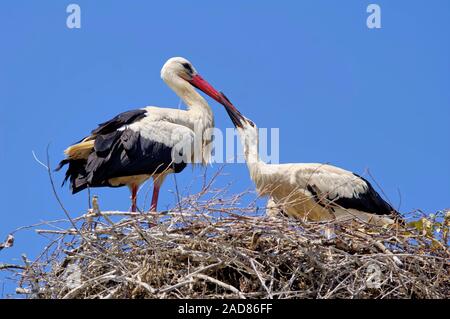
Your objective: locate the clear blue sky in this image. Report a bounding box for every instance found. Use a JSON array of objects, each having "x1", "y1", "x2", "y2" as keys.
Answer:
[{"x1": 1, "y1": 1, "x2": 449, "y2": 296}]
